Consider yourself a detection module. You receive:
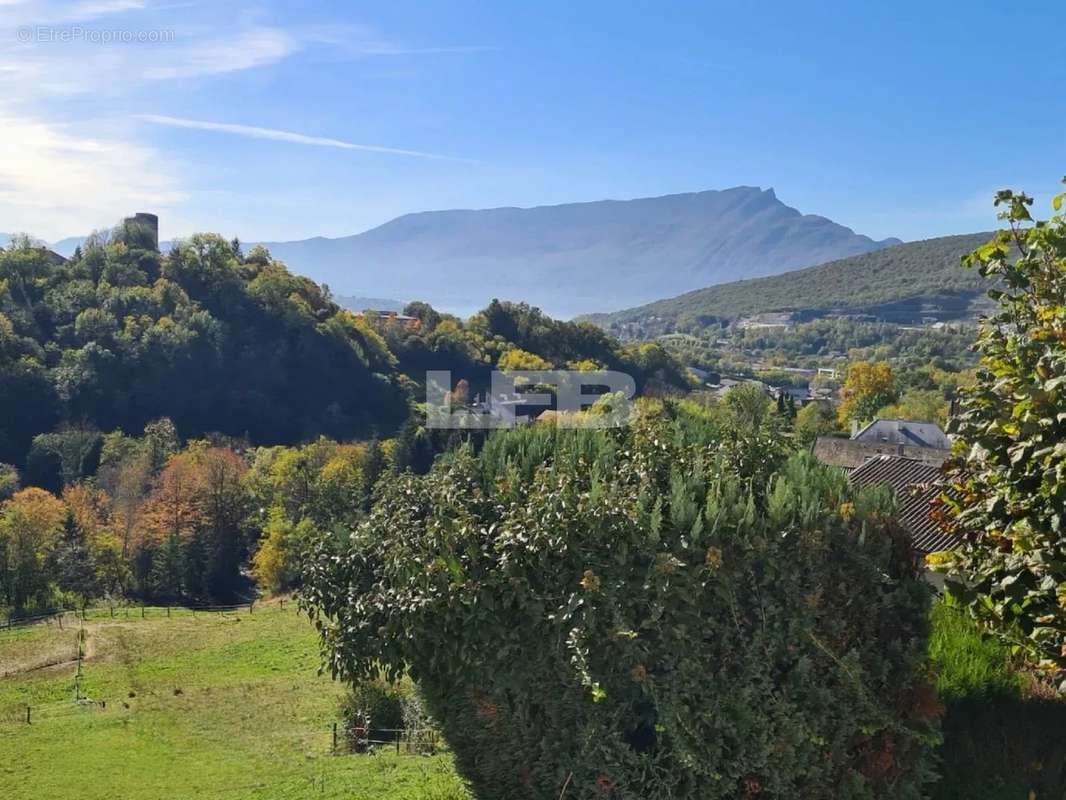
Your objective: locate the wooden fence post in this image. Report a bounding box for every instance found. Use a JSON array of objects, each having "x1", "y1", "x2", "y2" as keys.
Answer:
[
  {"x1": 141, "y1": 605, "x2": 145, "y2": 619},
  {"x1": 167, "y1": 605, "x2": 171, "y2": 618},
  {"x1": 26, "y1": 705, "x2": 30, "y2": 725},
  {"x1": 332, "y1": 722, "x2": 337, "y2": 752},
  {"x1": 249, "y1": 600, "x2": 254, "y2": 614}
]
